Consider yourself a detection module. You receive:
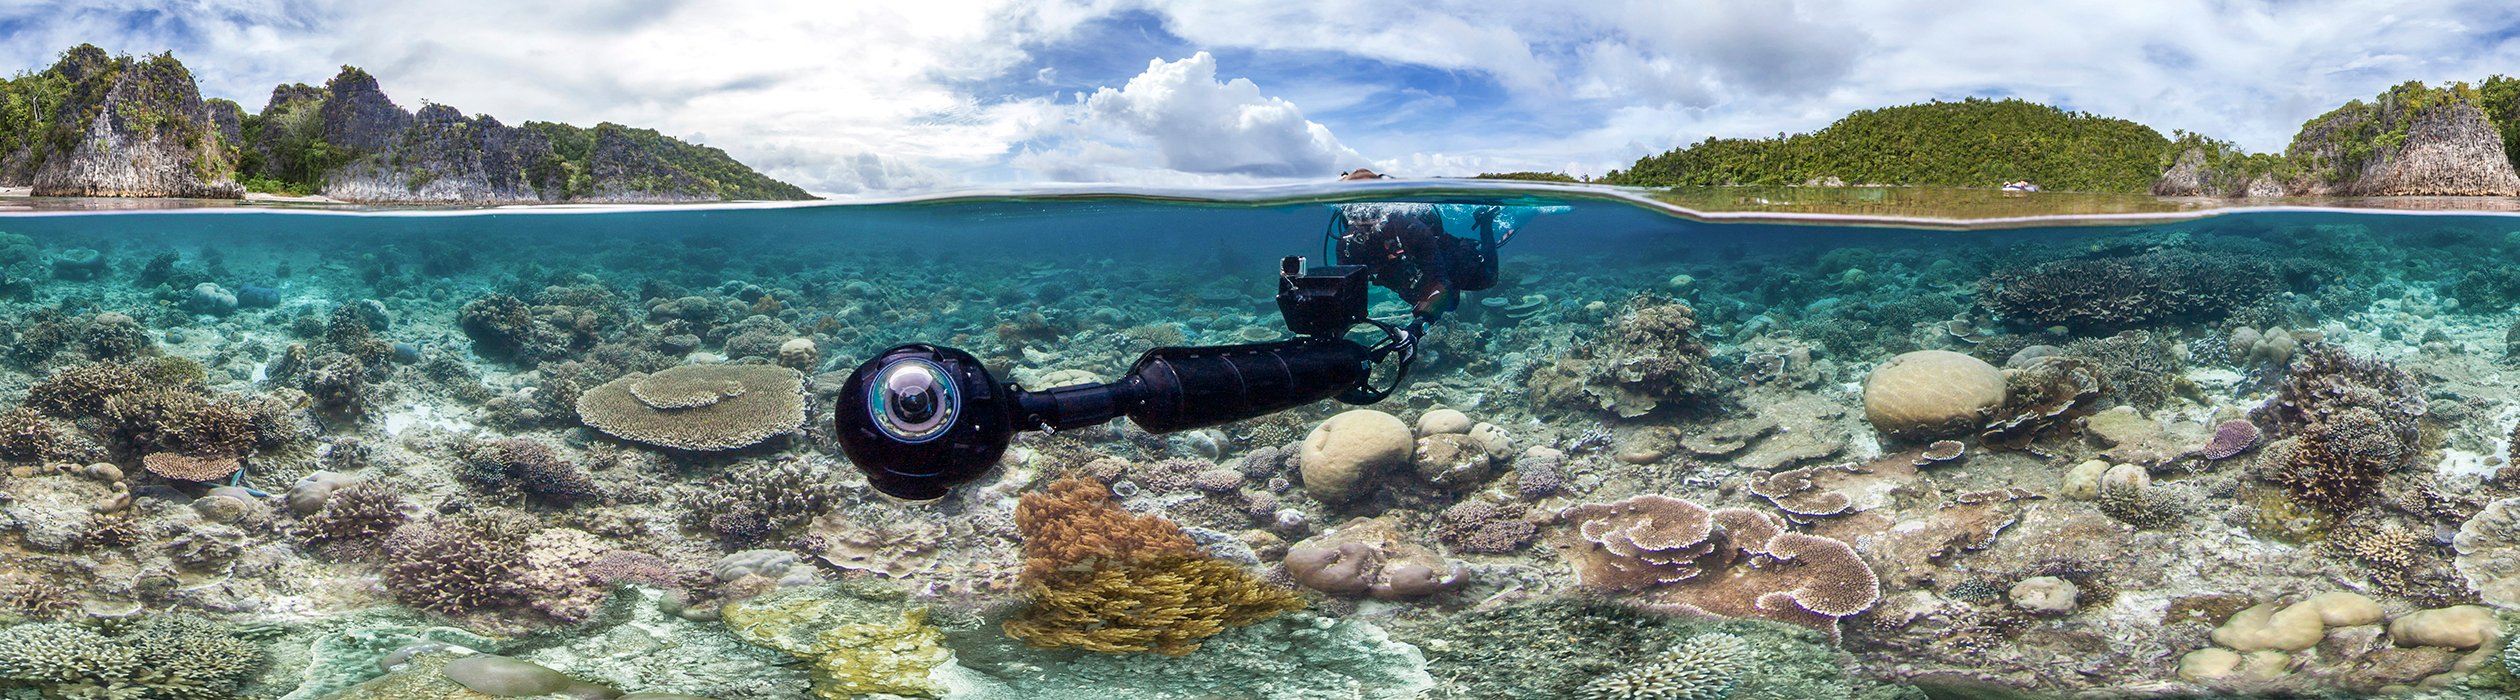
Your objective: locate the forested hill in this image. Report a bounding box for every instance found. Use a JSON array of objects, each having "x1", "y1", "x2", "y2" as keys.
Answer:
[{"x1": 1601, "y1": 98, "x2": 2172, "y2": 193}]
